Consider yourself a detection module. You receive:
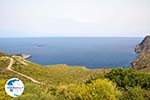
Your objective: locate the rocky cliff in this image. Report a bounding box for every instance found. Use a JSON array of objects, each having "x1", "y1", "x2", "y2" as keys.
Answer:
[
  {"x1": 132, "y1": 35, "x2": 150, "y2": 70},
  {"x1": 135, "y1": 36, "x2": 150, "y2": 53}
]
